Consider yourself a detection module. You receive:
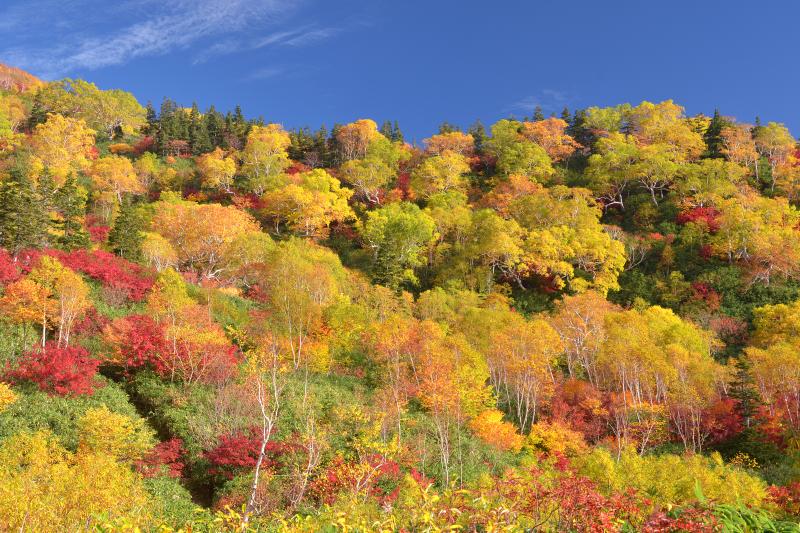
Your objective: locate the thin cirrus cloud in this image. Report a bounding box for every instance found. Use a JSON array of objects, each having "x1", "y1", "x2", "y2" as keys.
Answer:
[
  {"x1": 510, "y1": 89, "x2": 573, "y2": 115},
  {"x1": 192, "y1": 25, "x2": 342, "y2": 65},
  {"x1": 245, "y1": 66, "x2": 286, "y2": 81},
  {"x1": 0, "y1": 0, "x2": 306, "y2": 78}
]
